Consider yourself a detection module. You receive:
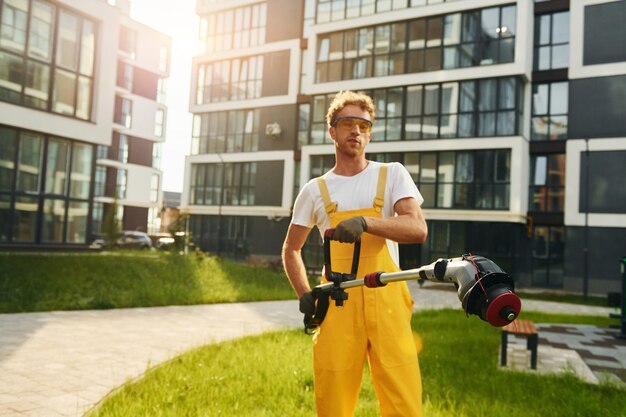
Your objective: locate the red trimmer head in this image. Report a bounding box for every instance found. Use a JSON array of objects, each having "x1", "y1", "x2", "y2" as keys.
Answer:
[{"x1": 461, "y1": 256, "x2": 522, "y2": 327}]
